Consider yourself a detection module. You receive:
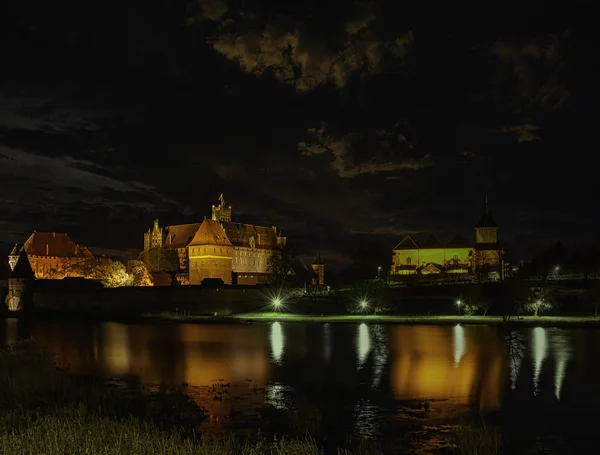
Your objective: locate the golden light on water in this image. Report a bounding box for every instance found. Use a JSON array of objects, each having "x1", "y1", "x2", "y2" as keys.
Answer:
[
  {"x1": 388, "y1": 325, "x2": 502, "y2": 410},
  {"x1": 102, "y1": 323, "x2": 131, "y2": 376}
]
